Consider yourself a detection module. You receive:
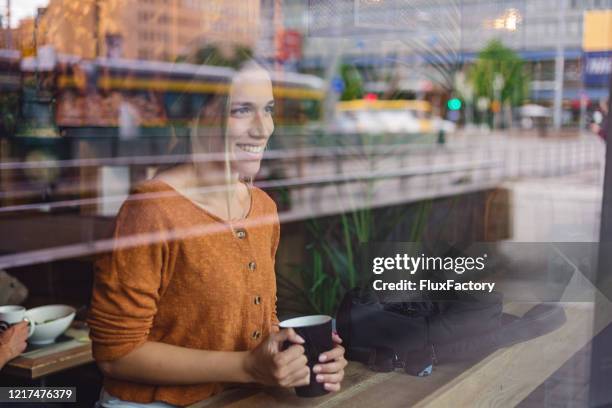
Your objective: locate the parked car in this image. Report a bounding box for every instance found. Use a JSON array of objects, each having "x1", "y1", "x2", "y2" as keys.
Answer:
[{"x1": 333, "y1": 99, "x2": 435, "y2": 135}]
